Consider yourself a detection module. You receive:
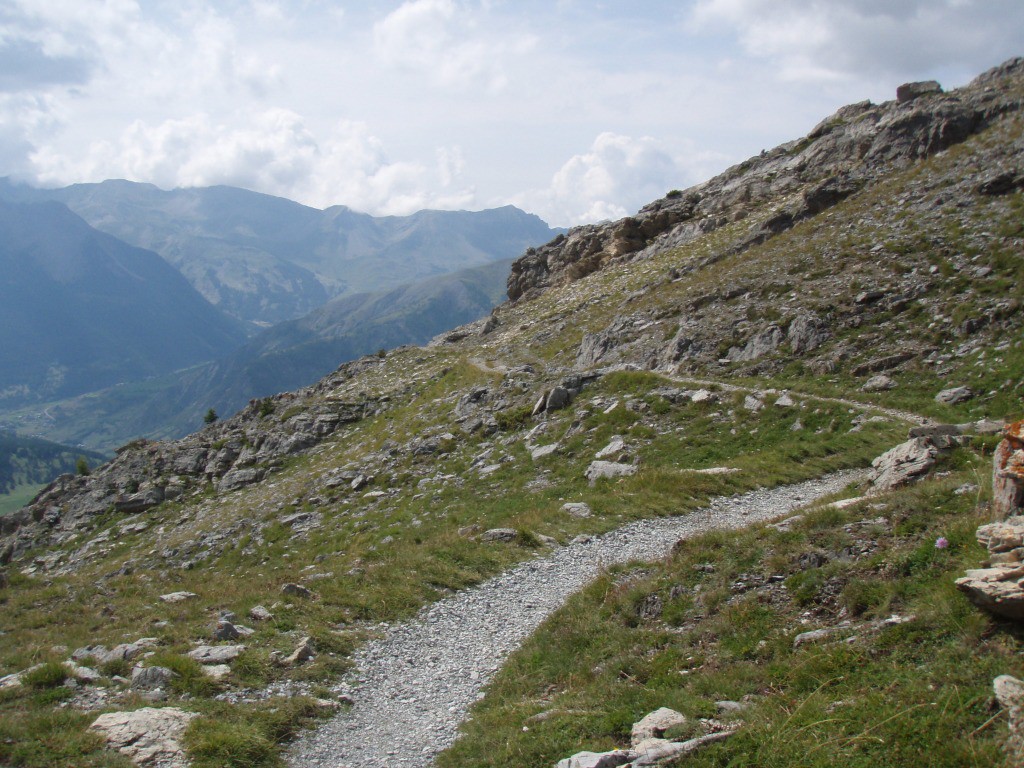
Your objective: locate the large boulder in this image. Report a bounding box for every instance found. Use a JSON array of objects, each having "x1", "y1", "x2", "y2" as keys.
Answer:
[
  {"x1": 869, "y1": 437, "x2": 942, "y2": 491},
  {"x1": 91, "y1": 707, "x2": 197, "y2": 767}
]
